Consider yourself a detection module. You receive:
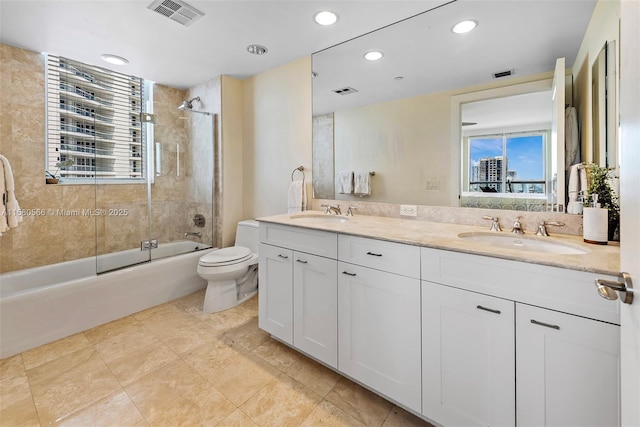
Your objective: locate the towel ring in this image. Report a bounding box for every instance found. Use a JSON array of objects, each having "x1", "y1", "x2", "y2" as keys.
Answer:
[{"x1": 291, "y1": 166, "x2": 305, "y2": 182}]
